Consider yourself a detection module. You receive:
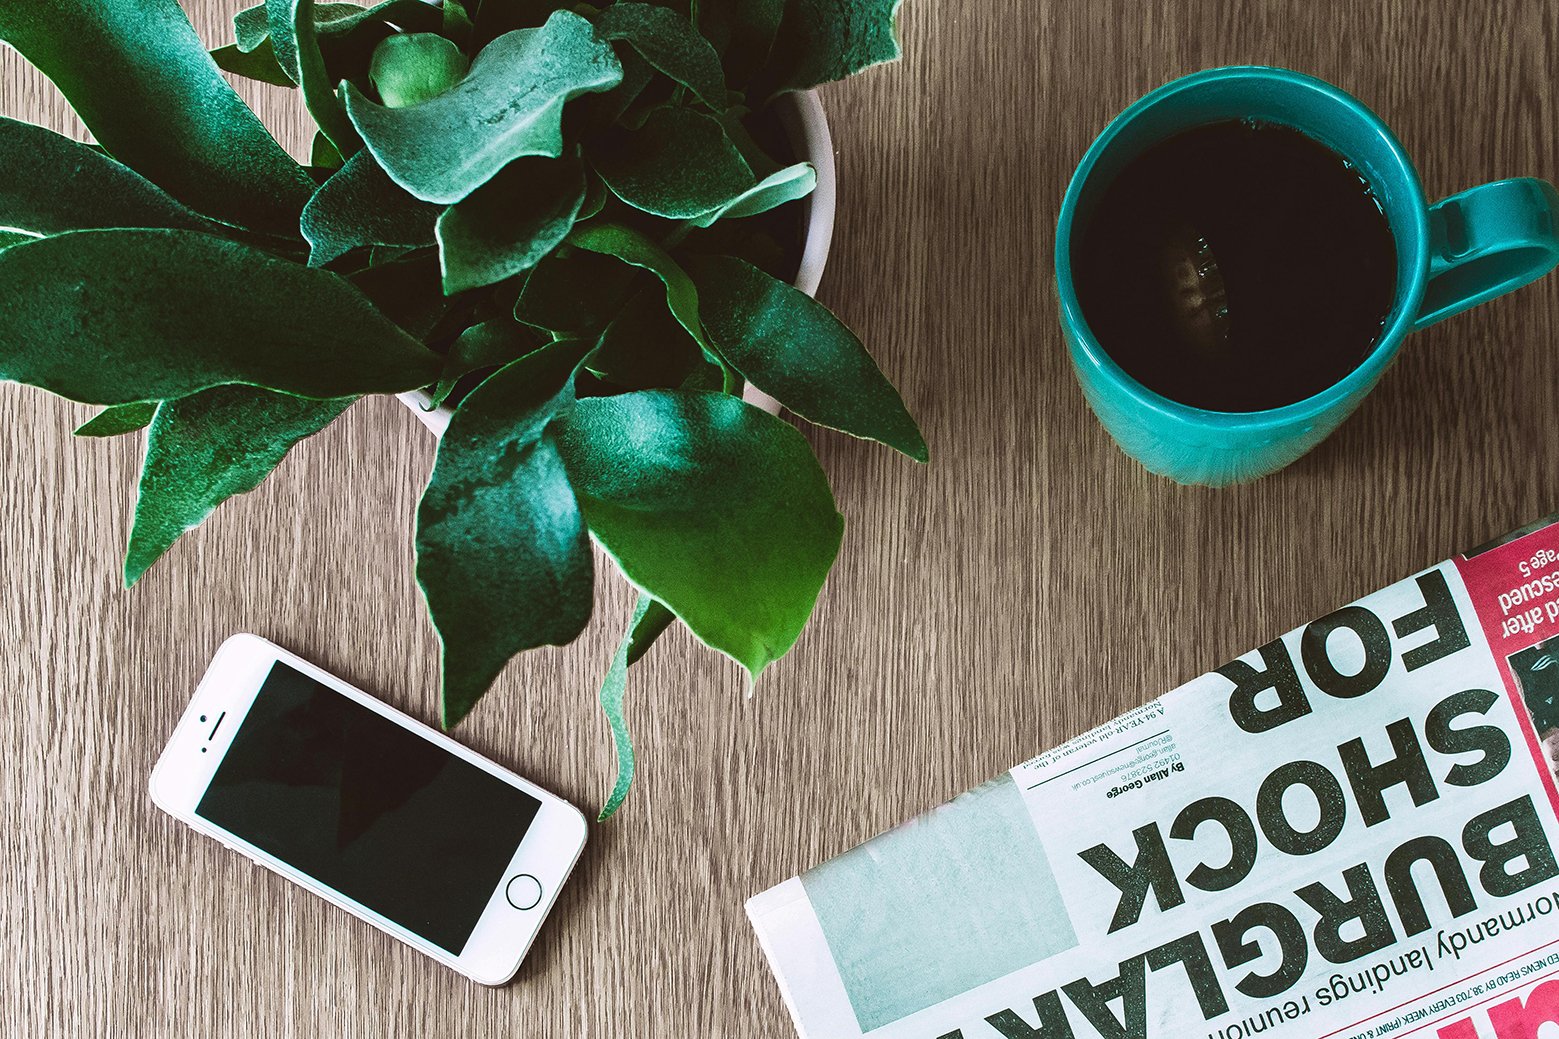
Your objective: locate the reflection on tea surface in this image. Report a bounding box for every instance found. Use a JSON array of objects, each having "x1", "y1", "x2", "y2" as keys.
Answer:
[{"x1": 1074, "y1": 120, "x2": 1396, "y2": 413}]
